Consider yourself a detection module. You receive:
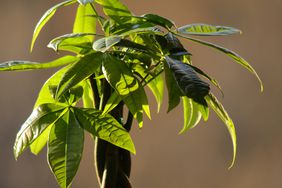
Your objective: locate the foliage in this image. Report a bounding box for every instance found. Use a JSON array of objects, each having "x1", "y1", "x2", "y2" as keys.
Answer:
[{"x1": 0, "y1": 0, "x2": 262, "y2": 187}]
